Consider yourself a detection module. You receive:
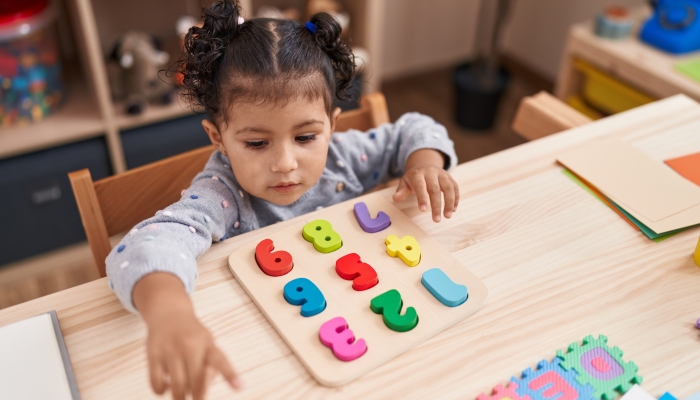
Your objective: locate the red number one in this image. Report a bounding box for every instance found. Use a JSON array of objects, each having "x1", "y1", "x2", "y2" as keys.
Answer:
[
  {"x1": 255, "y1": 239, "x2": 293, "y2": 276},
  {"x1": 336, "y1": 253, "x2": 379, "y2": 291}
]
